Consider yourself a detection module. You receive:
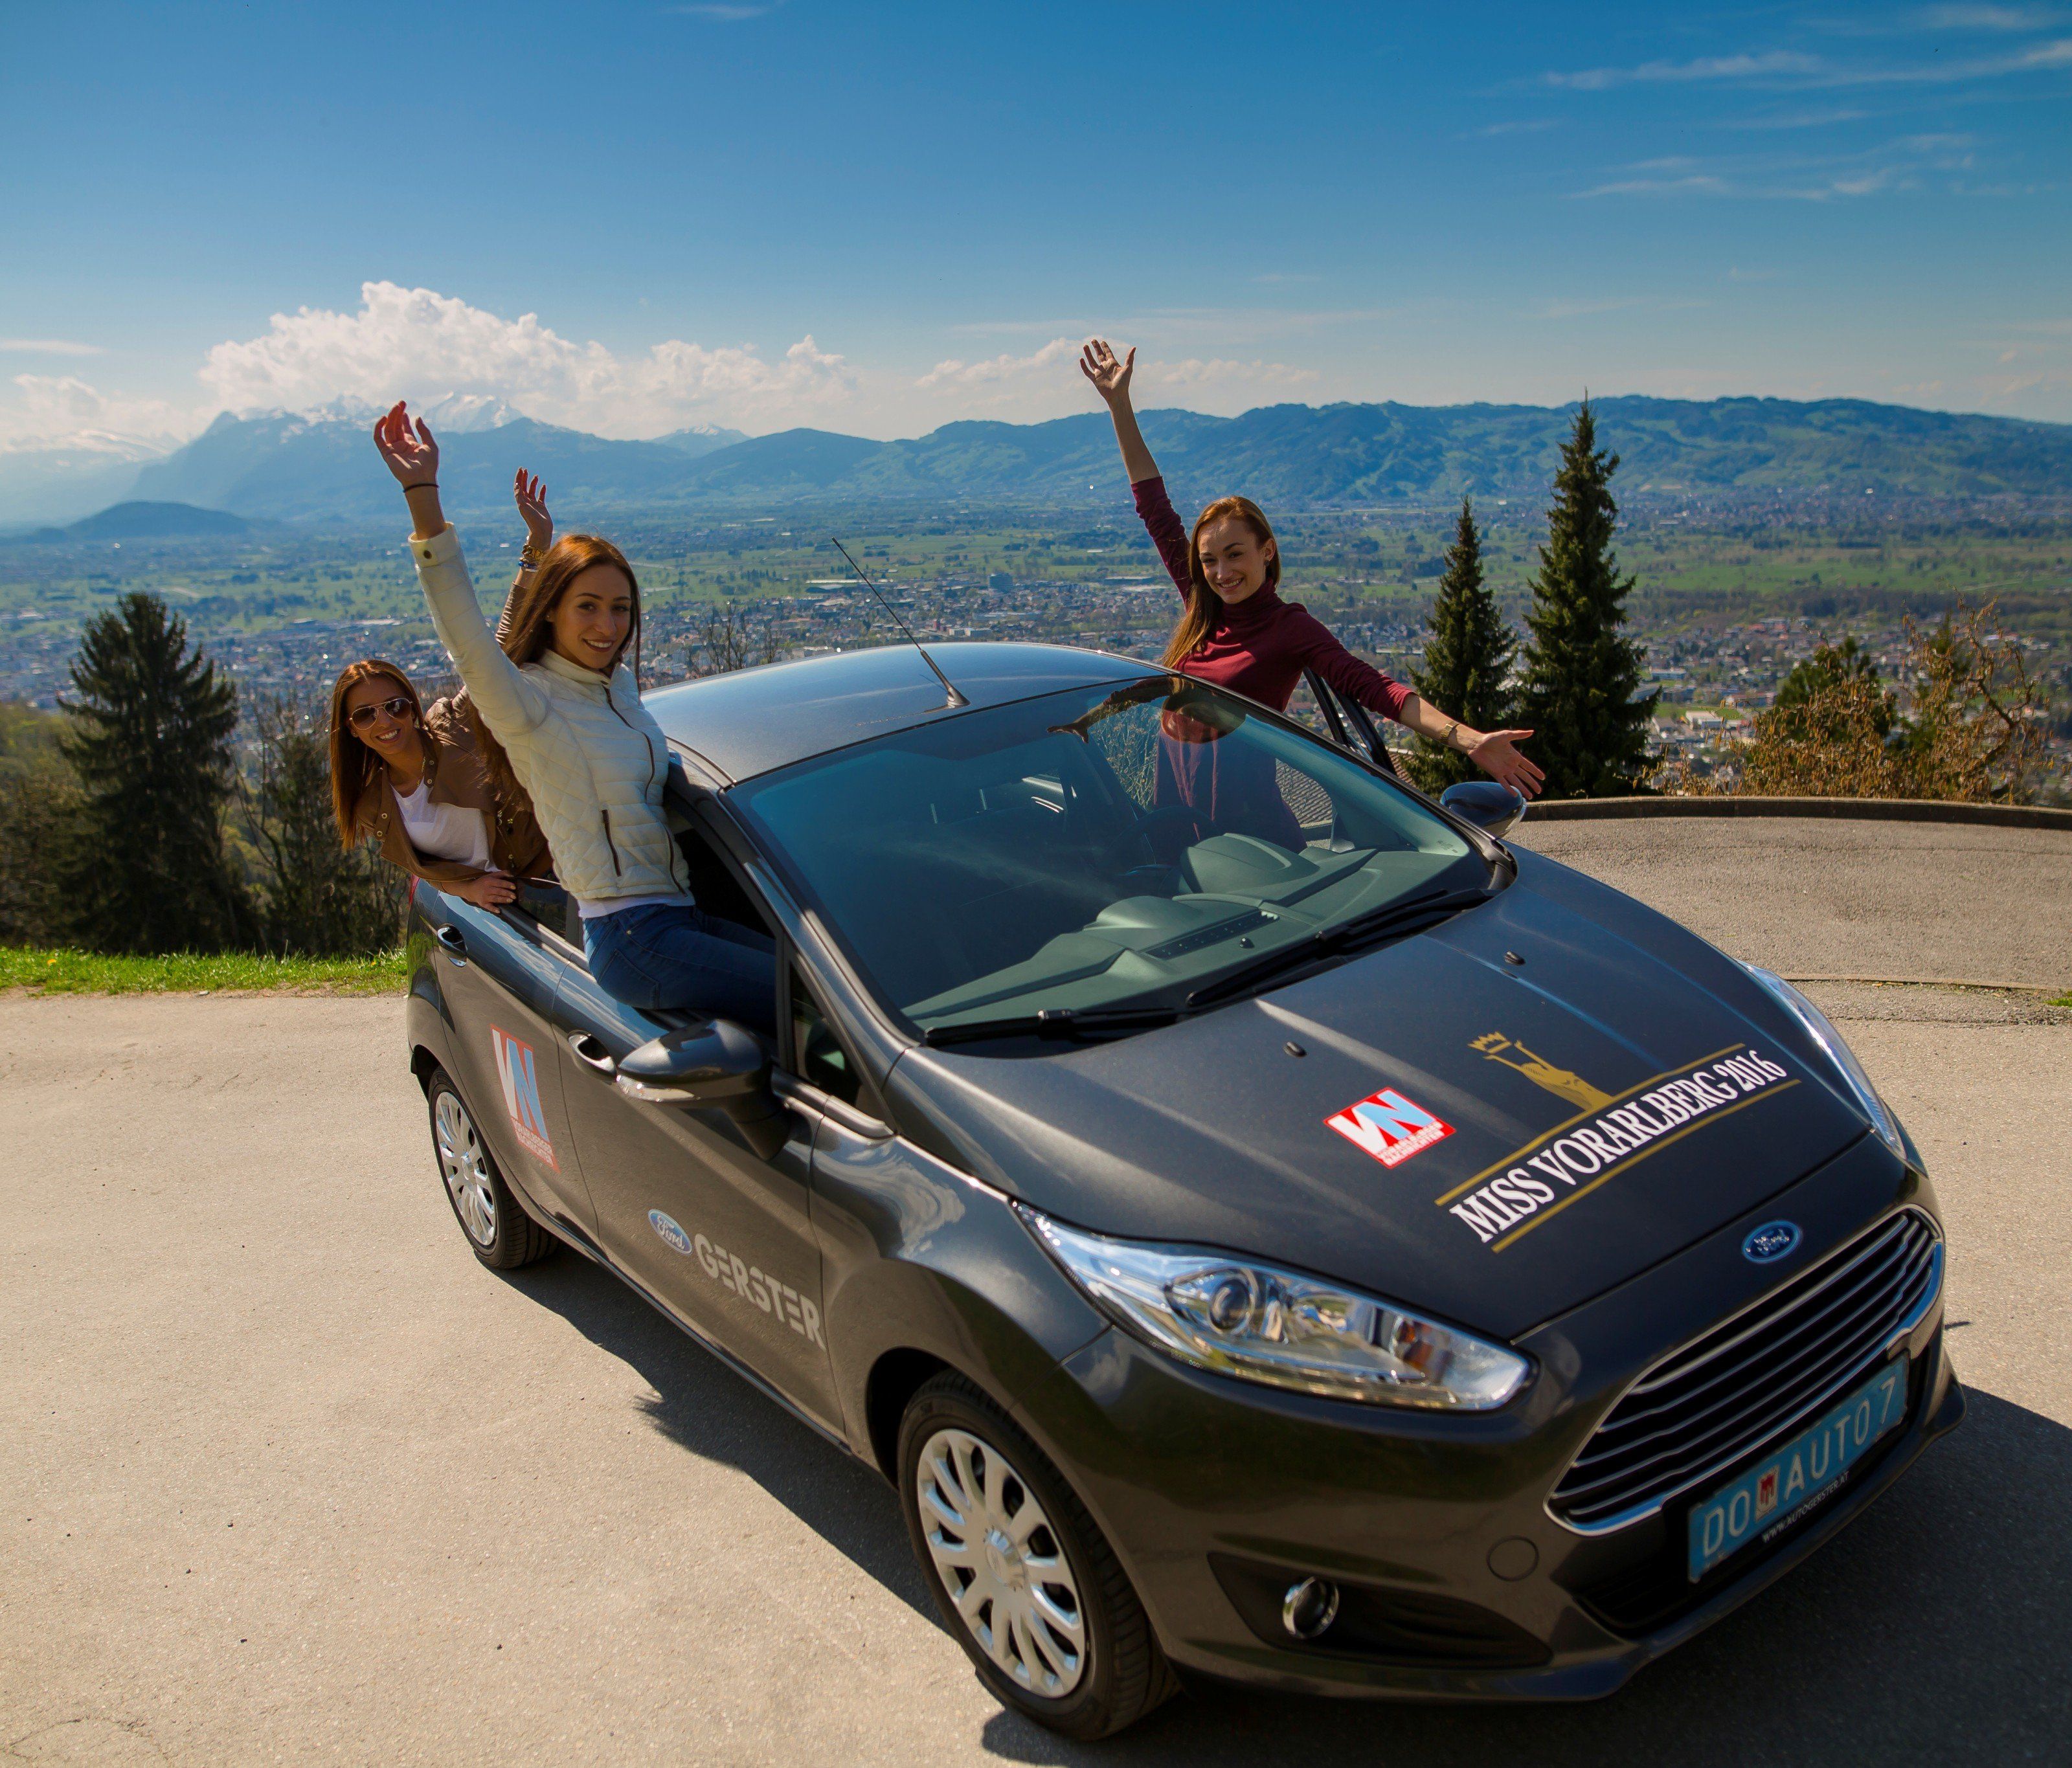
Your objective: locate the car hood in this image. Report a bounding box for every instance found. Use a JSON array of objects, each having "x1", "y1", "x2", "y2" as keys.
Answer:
[{"x1": 886, "y1": 852, "x2": 1877, "y2": 1341}]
